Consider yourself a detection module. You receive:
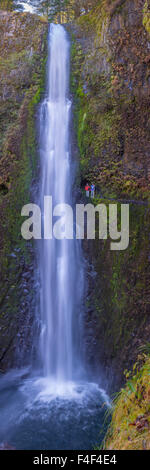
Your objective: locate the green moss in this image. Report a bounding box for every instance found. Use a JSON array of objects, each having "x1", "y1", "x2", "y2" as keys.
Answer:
[
  {"x1": 79, "y1": 181, "x2": 150, "y2": 388},
  {"x1": 70, "y1": 4, "x2": 150, "y2": 377},
  {"x1": 0, "y1": 0, "x2": 13, "y2": 10},
  {"x1": 0, "y1": 12, "x2": 48, "y2": 368},
  {"x1": 69, "y1": 1, "x2": 150, "y2": 450},
  {"x1": 71, "y1": 34, "x2": 122, "y2": 190},
  {"x1": 77, "y1": 0, "x2": 110, "y2": 37},
  {"x1": 102, "y1": 355, "x2": 150, "y2": 450},
  {"x1": 143, "y1": 1, "x2": 150, "y2": 34},
  {"x1": 71, "y1": 0, "x2": 150, "y2": 199}
]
